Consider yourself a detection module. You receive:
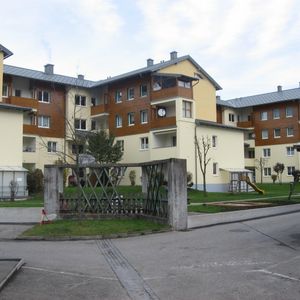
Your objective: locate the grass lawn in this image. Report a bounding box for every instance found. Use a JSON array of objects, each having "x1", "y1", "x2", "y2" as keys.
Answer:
[
  {"x1": 0, "y1": 194, "x2": 43, "y2": 207},
  {"x1": 22, "y1": 219, "x2": 170, "y2": 237}
]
